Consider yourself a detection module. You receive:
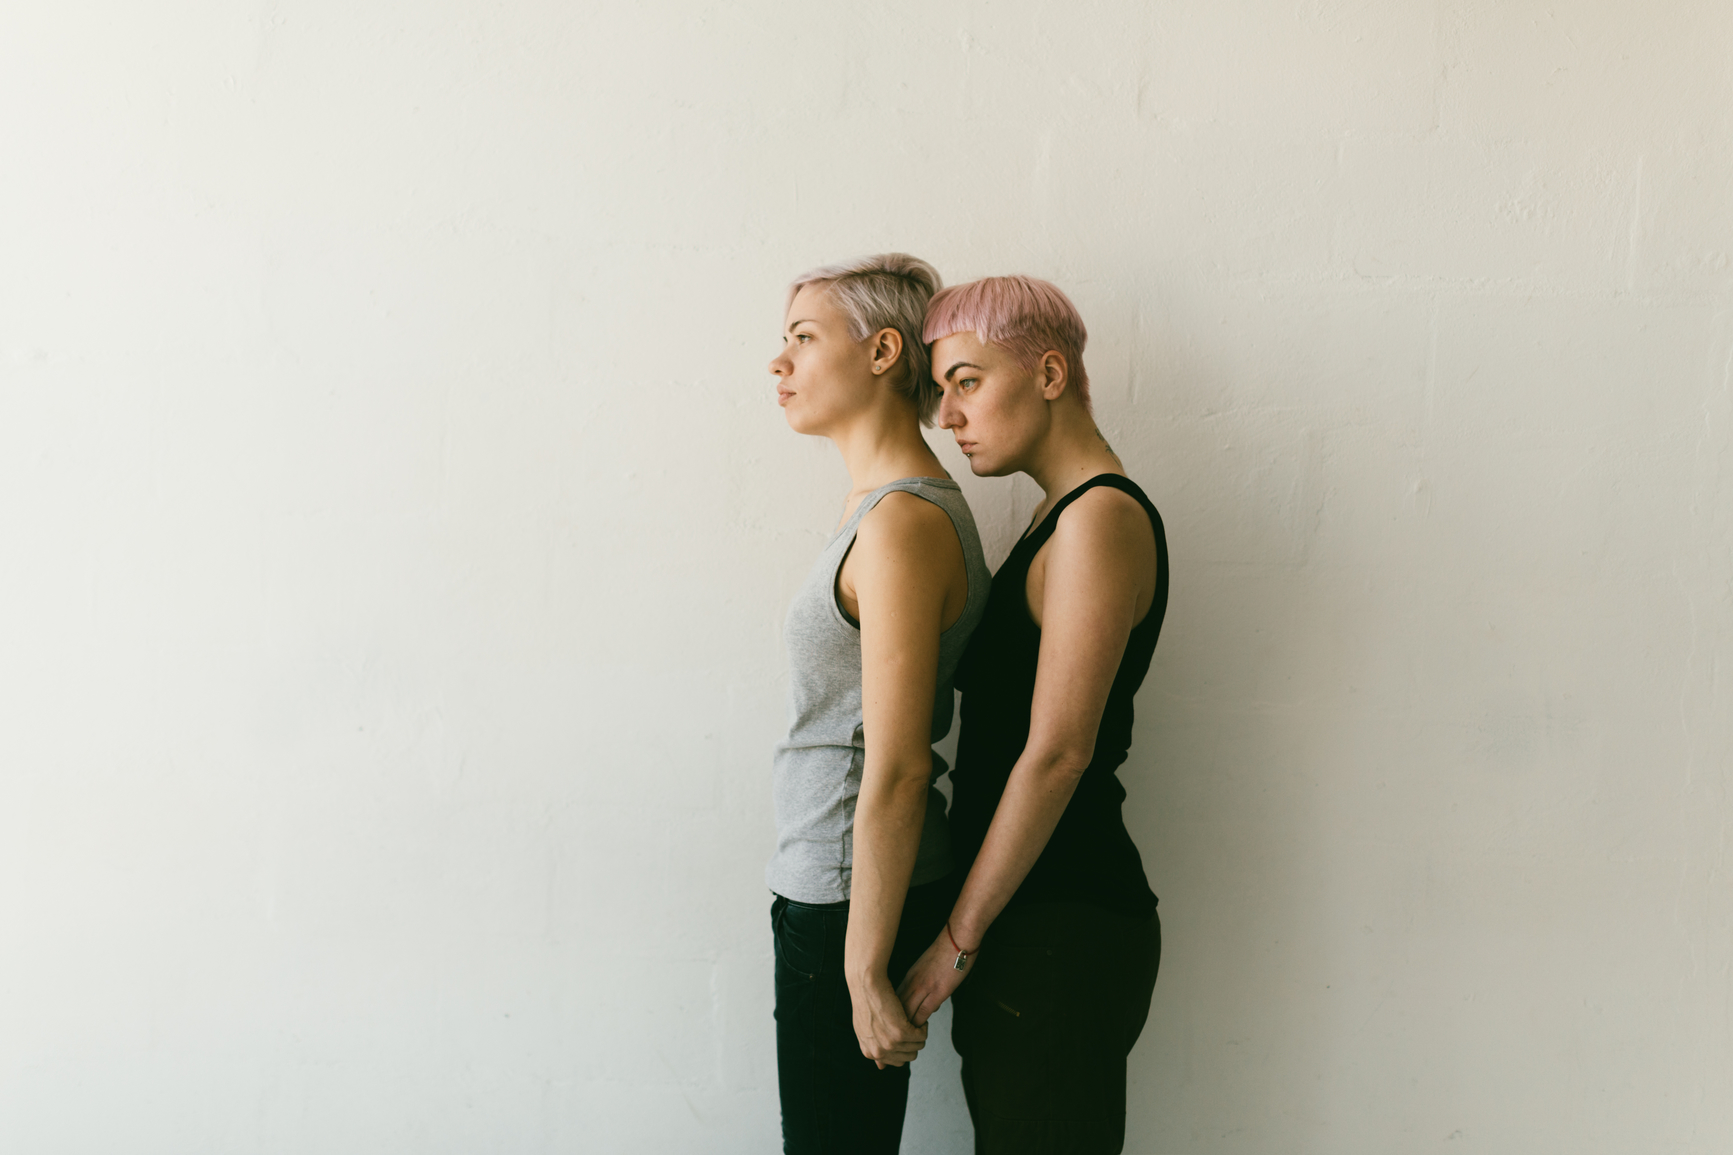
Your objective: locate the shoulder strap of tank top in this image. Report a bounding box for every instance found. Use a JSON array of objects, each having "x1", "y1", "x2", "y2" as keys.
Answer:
[
  {"x1": 1025, "y1": 473, "x2": 1155, "y2": 554},
  {"x1": 854, "y1": 476, "x2": 947, "y2": 523},
  {"x1": 838, "y1": 477, "x2": 956, "y2": 544},
  {"x1": 855, "y1": 479, "x2": 978, "y2": 566}
]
